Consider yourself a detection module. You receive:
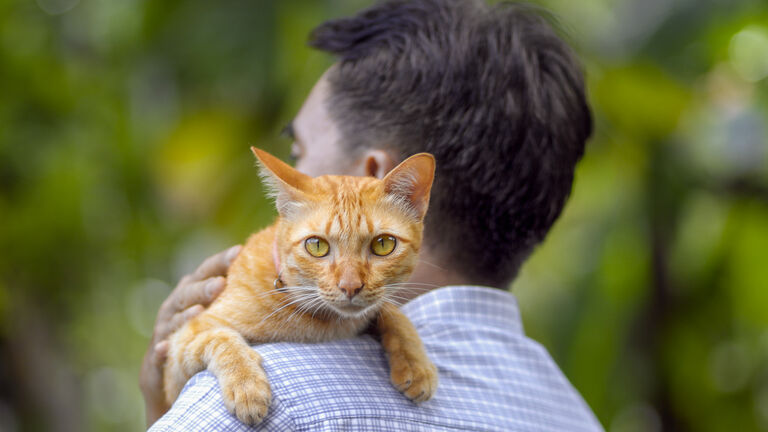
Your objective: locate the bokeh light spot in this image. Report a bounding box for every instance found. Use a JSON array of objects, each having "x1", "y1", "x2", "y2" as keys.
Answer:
[
  {"x1": 709, "y1": 340, "x2": 752, "y2": 394},
  {"x1": 729, "y1": 25, "x2": 768, "y2": 82},
  {"x1": 36, "y1": 0, "x2": 79, "y2": 15},
  {"x1": 127, "y1": 279, "x2": 172, "y2": 338}
]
